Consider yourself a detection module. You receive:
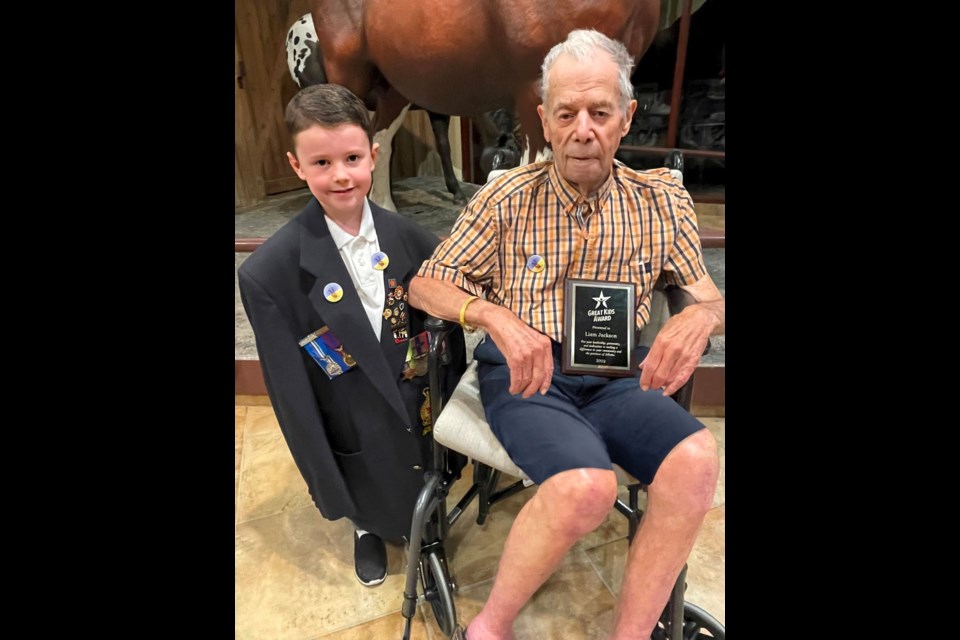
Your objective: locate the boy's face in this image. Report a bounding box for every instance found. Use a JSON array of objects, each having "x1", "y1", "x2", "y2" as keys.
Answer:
[{"x1": 287, "y1": 123, "x2": 379, "y2": 221}]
